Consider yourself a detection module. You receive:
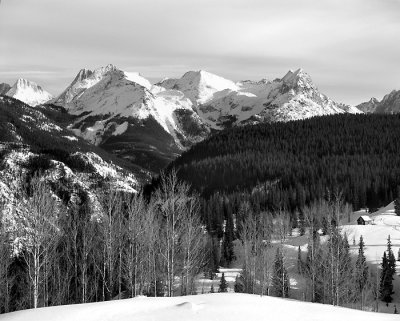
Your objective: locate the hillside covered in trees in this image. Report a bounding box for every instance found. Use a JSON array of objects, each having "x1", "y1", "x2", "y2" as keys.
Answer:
[{"x1": 168, "y1": 114, "x2": 400, "y2": 213}]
